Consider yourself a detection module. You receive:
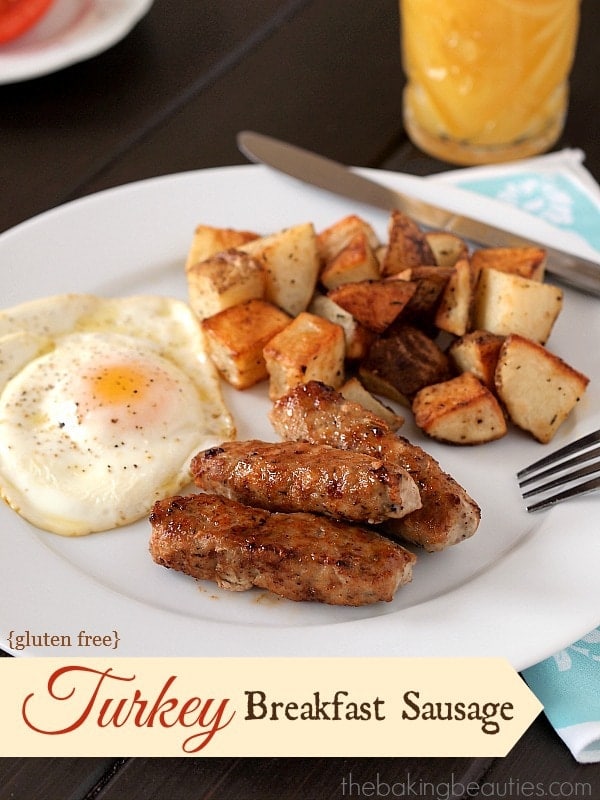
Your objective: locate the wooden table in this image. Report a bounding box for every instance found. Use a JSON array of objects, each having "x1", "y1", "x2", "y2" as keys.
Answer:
[{"x1": 1, "y1": 1, "x2": 599, "y2": 796}]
